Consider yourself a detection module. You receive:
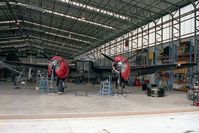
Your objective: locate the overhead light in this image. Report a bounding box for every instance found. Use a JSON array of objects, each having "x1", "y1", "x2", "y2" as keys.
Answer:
[
  {"x1": 81, "y1": 17, "x2": 85, "y2": 20},
  {"x1": 11, "y1": 2, "x2": 114, "y2": 30},
  {"x1": 42, "y1": 10, "x2": 46, "y2": 14},
  {"x1": 58, "y1": 0, "x2": 129, "y2": 20}
]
